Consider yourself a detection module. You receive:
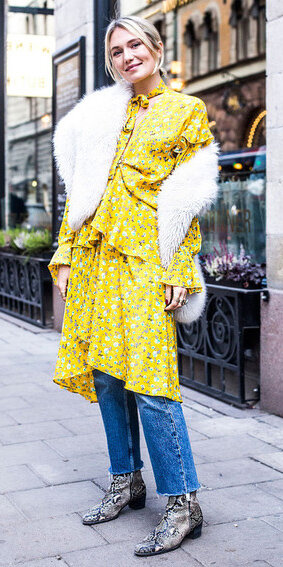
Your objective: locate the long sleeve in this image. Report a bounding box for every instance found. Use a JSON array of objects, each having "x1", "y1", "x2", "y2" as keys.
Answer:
[
  {"x1": 48, "y1": 199, "x2": 76, "y2": 284},
  {"x1": 158, "y1": 99, "x2": 216, "y2": 292},
  {"x1": 157, "y1": 97, "x2": 218, "y2": 278},
  {"x1": 160, "y1": 216, "x2": 203, "y2": 293}
]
